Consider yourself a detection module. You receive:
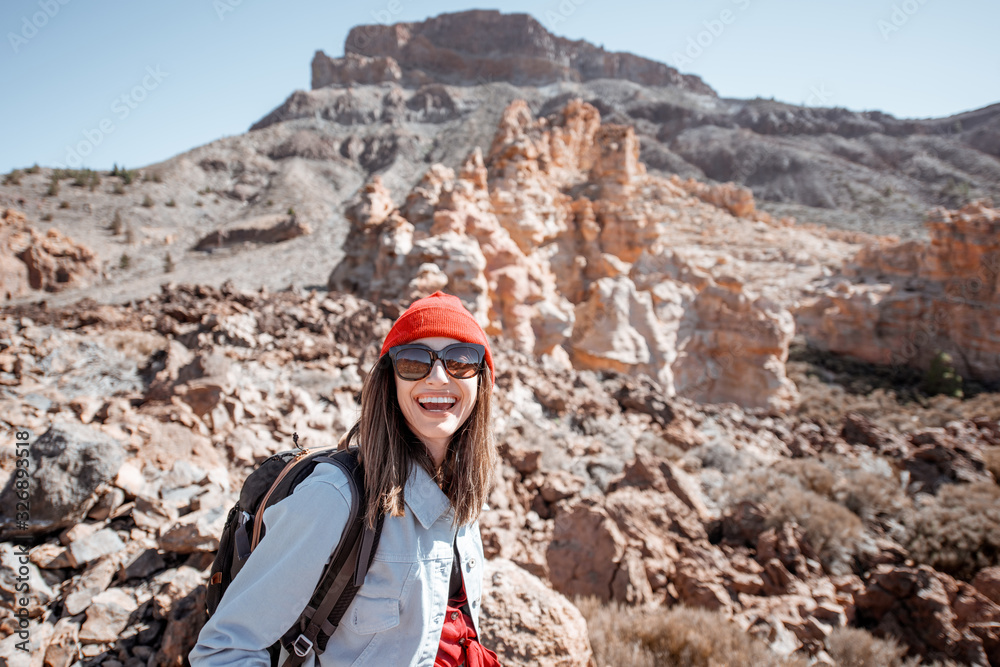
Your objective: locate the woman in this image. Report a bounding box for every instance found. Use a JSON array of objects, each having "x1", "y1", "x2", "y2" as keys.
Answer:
[{"x1": 191, "y1": 291, "x2": 501, "y2": 666}]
